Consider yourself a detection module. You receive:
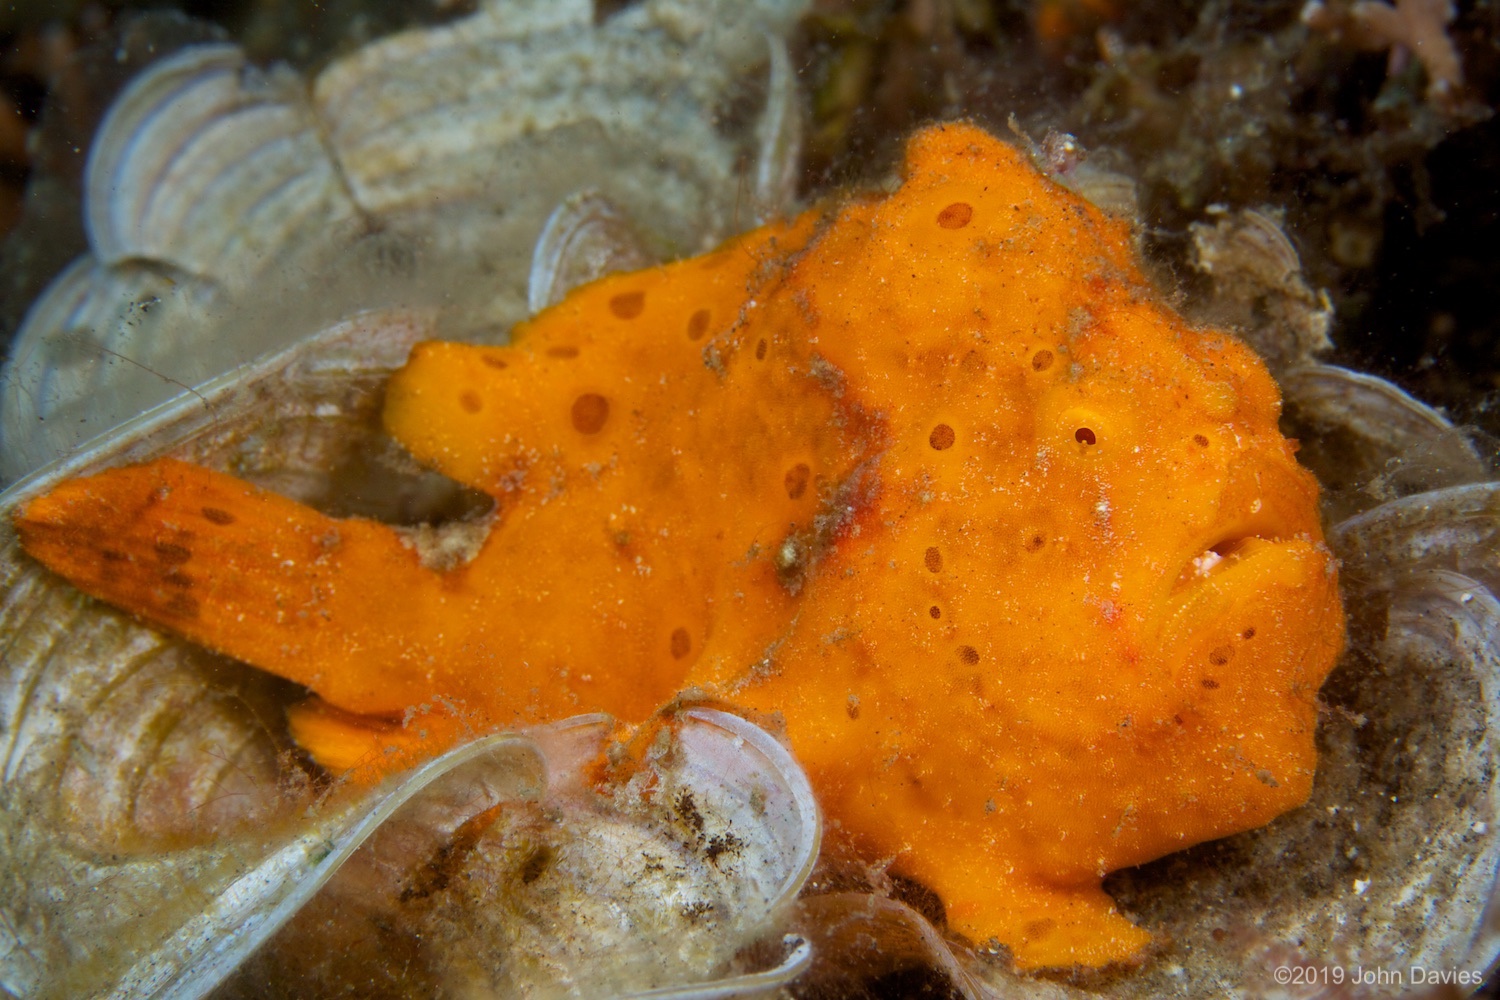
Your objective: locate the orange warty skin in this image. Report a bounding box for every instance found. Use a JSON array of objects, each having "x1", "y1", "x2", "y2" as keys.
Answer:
[{"x1": 16, "y1": 123, "x2": 1344, "y2": 970}]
